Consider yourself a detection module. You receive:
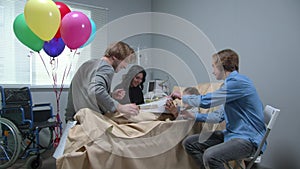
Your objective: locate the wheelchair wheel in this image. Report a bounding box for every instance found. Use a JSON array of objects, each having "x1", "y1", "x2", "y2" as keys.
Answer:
[
  {"x1": 26, "y1": 155, "x2": 43, "y2": 169},
  {"x1": 39, "y1": 127, "x2": 54, "y2": 152},
  {"x1": 0, "y1": 117, "x2": 22, "y2": 169},
  {"x1": 21, "y1": 127, "x2": 54, "y2": 154}
]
